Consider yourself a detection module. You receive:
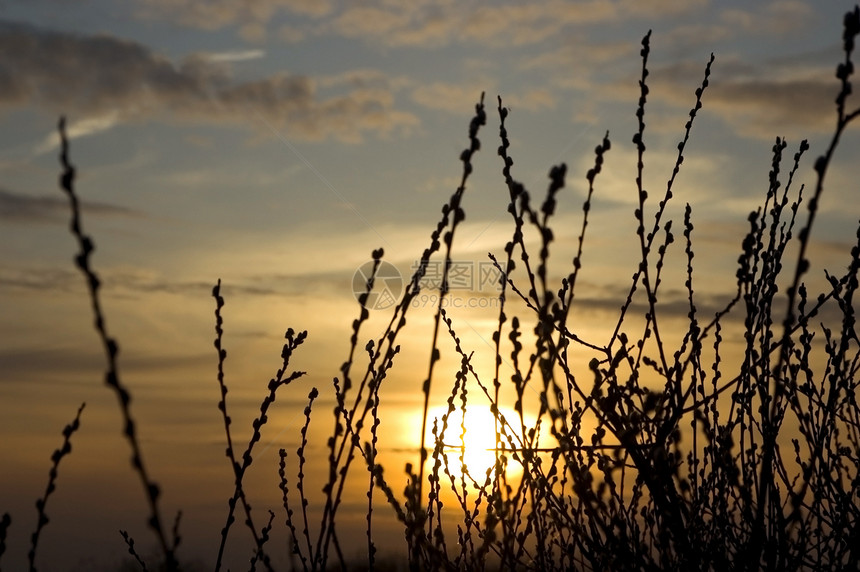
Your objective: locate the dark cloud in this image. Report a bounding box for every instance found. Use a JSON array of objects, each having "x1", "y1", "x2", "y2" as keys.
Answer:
[
  {"x1": 644, "y1": 55, "x2": 843, "y2": 140},
  {"x1": 569, "y1": 284, "x2": 741, "y2": 324},
  {"x1": 0, "y1": 346, "x2": 101, "y2": 381},
  {"x1": 0, "y1": 187, "x2": 139, "y2": 223},
  {"x1": 706, "y1": 78, "x2": 837, "y2": 139},
  {"x1": 0, "y1": 20, "x2": 418, "y2": 142},
  {"x1": 0, "y1": 266, "x2": 78, "y2": 292},
  {"x1": 0, "y1": 345, "x2": 211, "y2": 381},
  {"x1": 0, "y1": 265, "x2": 325, "y2": 299}
]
